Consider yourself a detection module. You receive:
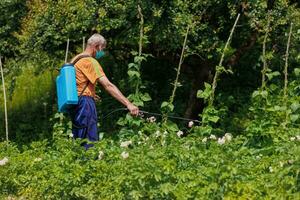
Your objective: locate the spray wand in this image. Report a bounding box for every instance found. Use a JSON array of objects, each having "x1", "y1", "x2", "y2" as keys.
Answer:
[{"x1": 102, "y1": 108, "x2": 201, "y2": 124}]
